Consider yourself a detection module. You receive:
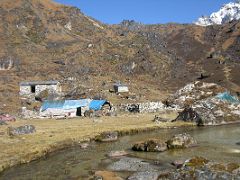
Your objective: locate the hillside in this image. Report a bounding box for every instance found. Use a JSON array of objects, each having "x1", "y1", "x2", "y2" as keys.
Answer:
[{"x1": 0, "y1": 0, "x2": 240, "y2": 114}]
